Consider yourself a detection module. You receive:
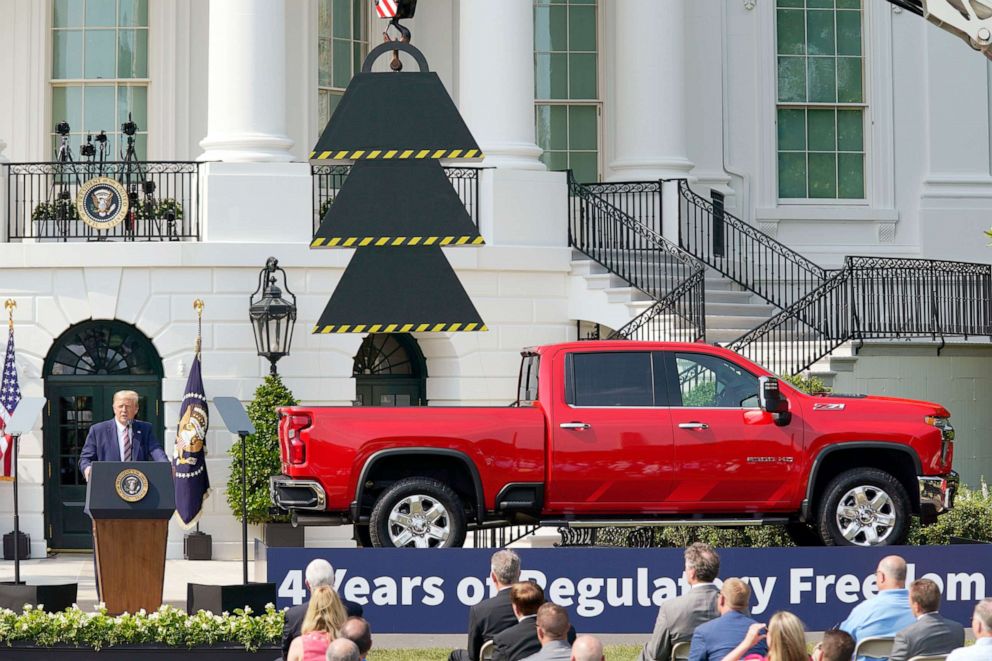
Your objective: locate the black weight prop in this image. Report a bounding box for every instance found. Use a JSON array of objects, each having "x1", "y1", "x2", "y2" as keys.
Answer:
[
  {"x1": 311, "y1": 161, "x2": 483, "y2": 248},
  {"x1": 311, "y1": 42, "x2": 487, "y2": 334},
  {"x1": 310, "y1": 43, "x2": 481, "y2": 163}
]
